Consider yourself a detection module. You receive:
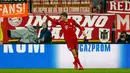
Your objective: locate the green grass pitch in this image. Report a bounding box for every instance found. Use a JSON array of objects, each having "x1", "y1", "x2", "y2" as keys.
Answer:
[{"x1": 0, "y1": 69, "x2": 130, "y2": 73}]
